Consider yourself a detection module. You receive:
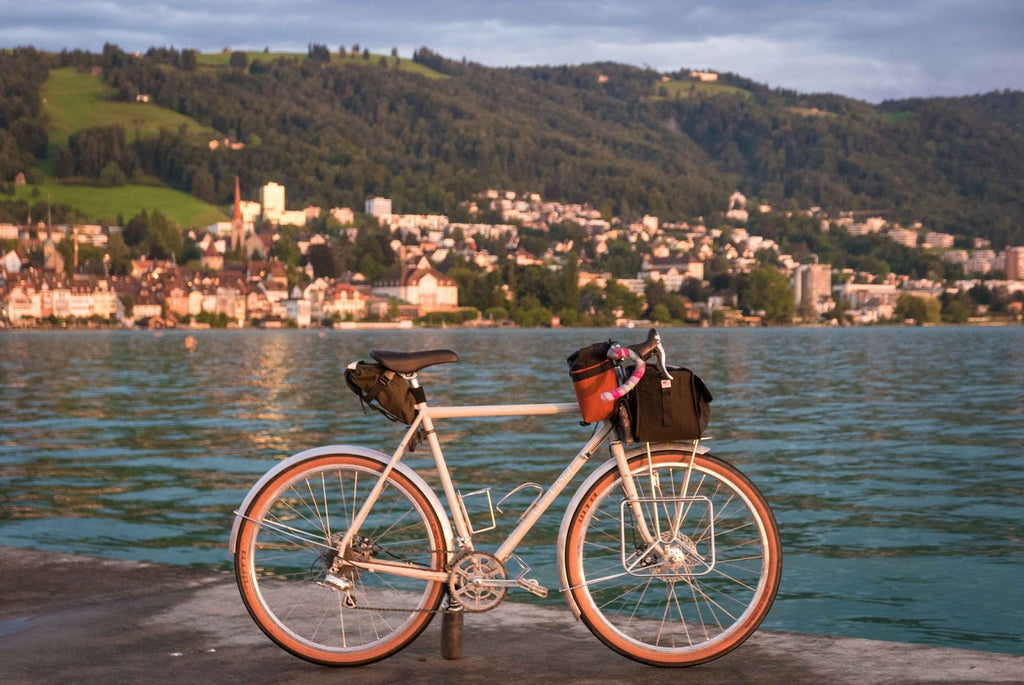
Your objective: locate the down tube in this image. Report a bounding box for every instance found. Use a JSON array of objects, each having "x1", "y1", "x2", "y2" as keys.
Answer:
[{"x1": 493, "y1": 423, "x2": 613, "y2": 563}]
